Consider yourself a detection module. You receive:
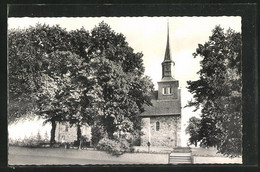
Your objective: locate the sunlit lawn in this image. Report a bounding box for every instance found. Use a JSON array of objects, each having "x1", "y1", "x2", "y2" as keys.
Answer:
[
  {"x1": 8, "y1": 145, "x2": 242, "y2": 165},
  {"x1": 191, "y1": 147, "x2": 224, "y2": 157}
]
